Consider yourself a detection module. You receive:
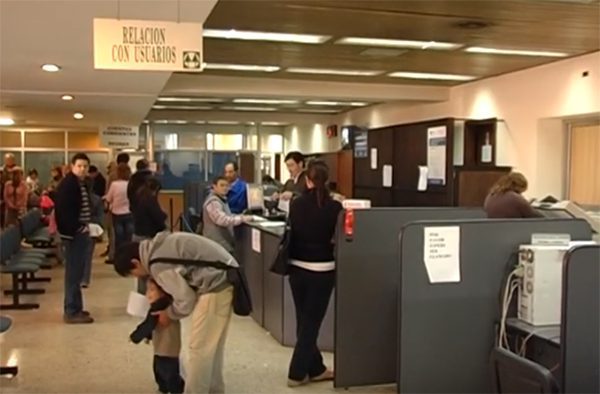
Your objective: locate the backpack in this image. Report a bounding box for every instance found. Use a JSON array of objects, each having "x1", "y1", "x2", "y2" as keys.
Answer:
[{"x1": 148, "y1": 257, "x2": 252, "y2": 317}]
